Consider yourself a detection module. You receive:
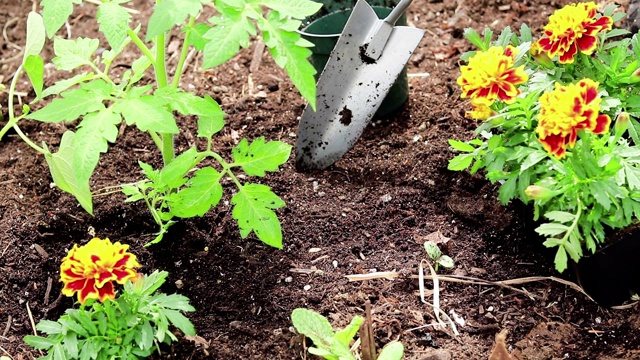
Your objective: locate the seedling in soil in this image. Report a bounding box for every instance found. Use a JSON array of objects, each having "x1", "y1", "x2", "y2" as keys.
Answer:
[
  {"x1": 291, "y1": 308, "x2": 404, "y2": 360},
  {"x1": 24, "y1": 238, "x2": 195, "y2": 359},
  {"x1": 2, "y1": 0, "x2": 322, "y2": 247},
  {"x1": 424, "y1": 241, "x2": 454, "y2": 272}
]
